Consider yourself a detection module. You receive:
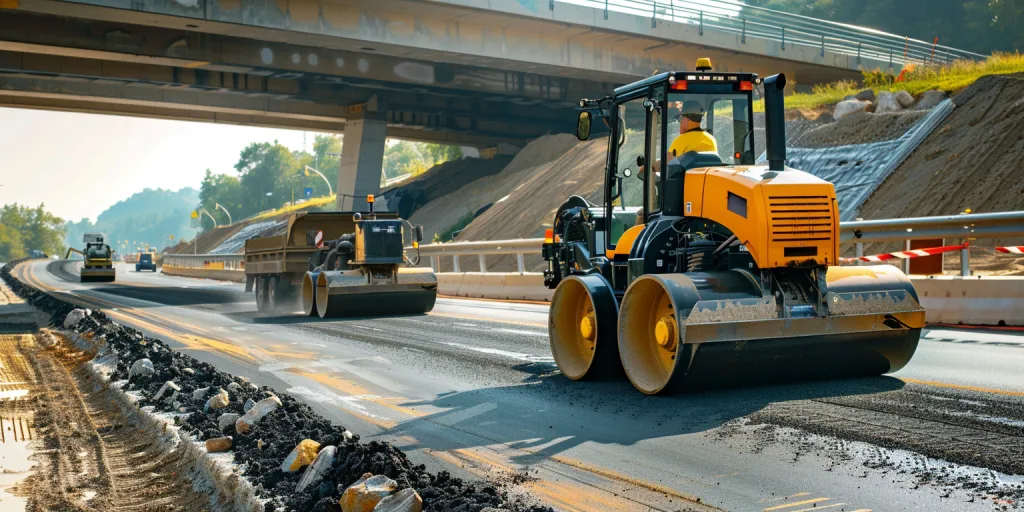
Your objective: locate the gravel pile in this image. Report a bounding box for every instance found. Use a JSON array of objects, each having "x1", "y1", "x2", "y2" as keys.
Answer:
[{"x1": 1, "y1": 259, "x2": 550, "y2": 512}]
